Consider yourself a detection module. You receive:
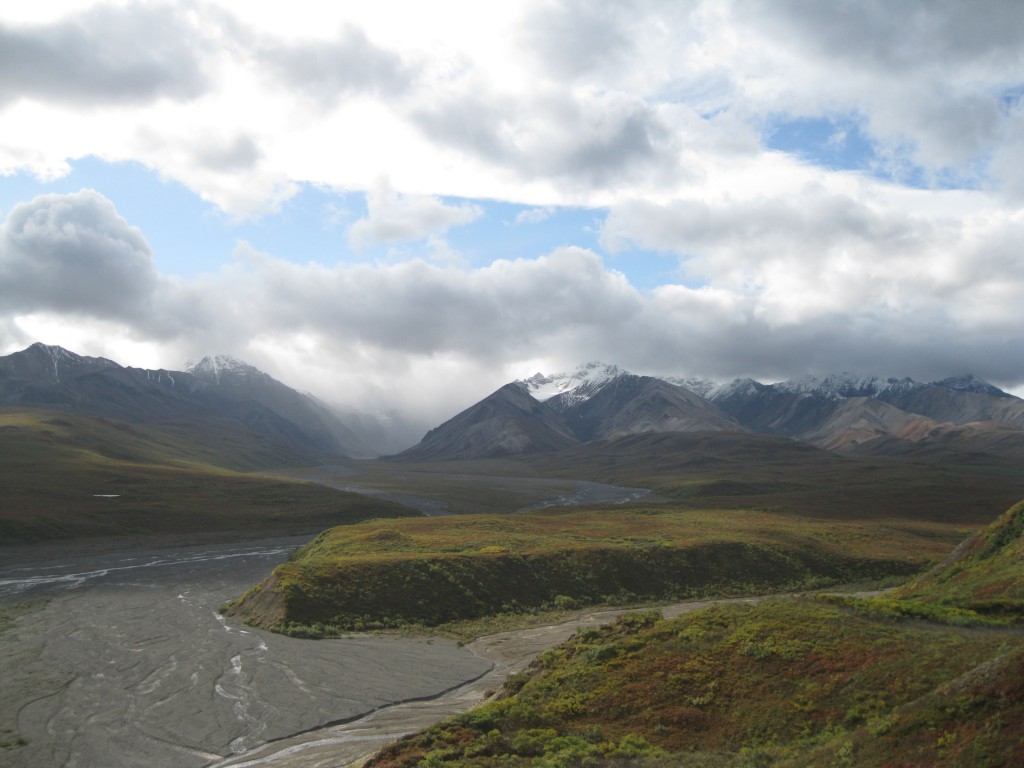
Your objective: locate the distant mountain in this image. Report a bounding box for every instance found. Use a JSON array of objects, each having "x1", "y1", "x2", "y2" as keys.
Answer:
[
  {"x1": 182, "y1": 355, "x2": 377, "y2": 458},
  {"x1": 520, "y1": 361, "x2": 628, "y2": 406},
  {"x1": 0, "y1": 343, "x2": 205, "y2": 422},
  {"x1": 708, "y1": 371, "x2": 1024, "y2": 453},
  {"x1": 399, "y1": 365, "x2": 743, "y2": 460},
  {"x1": 0, "y1": 343, "x2": 375, "y2": 461},
  {"x1": 398, "y1": 363, "x2": 1024, "y2": 462},
  {"x1": 547, "y1": 373, "x2": 744, "y2": 442},
  {"x1": 10, "y1": 345, "x2": 1024, "y2": 465},
  {"x1": 397, "y1": 383, "x2": 578, "y2": 461}
]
